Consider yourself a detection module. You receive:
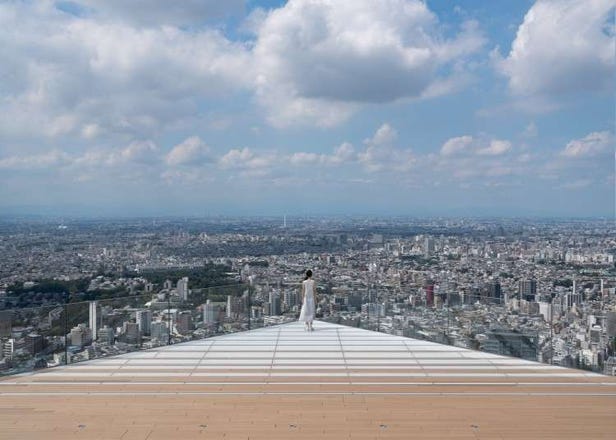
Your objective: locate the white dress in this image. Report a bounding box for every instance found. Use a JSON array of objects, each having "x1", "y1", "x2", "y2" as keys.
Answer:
[{"x1": 298, "y1": 279, "x2": 315, "y2": 323}]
